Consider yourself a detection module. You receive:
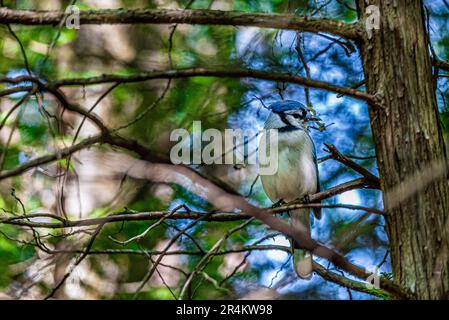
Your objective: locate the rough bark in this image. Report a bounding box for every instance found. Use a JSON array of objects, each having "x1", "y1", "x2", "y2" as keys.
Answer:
[{"x1": 358, "y1": 0, "x2": 449, "y2": 299}]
